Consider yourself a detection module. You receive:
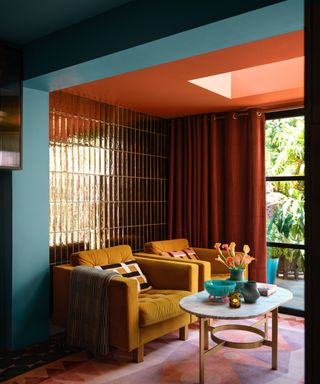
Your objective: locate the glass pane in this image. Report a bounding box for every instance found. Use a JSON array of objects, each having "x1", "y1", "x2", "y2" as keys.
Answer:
[
  {"x1": 267, "y1": 246, "x2": 304, "y2": 311},
  {"x1": 266, "y1": 116, "x2": 304, "y2": 176},
  {"x1": 266, "y1": 180, "x2": 304, "y2": 245}
]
